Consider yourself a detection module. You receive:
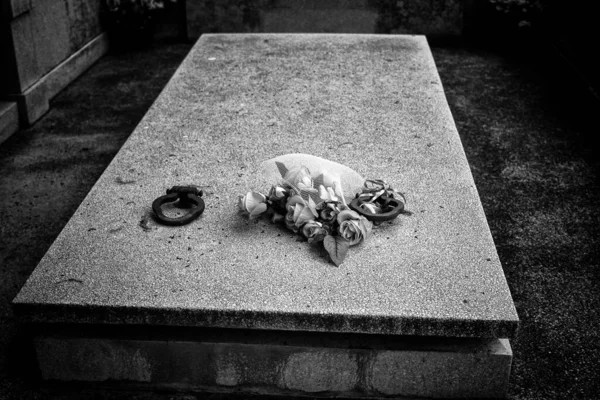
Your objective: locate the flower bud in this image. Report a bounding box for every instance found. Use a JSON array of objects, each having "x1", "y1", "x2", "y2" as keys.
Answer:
[
  {"x1": 319, "y1": 203, "x2": 339, "y2": 223},
  {"x1": 268, "y1": 185, "x2": 287, "y2": 200},
  {"x1": 237, "y1": 191, "x2": 268, "y2": 219},
  {"x1": 301, "y1": 221, "x2": 329, "y2": 243}
]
